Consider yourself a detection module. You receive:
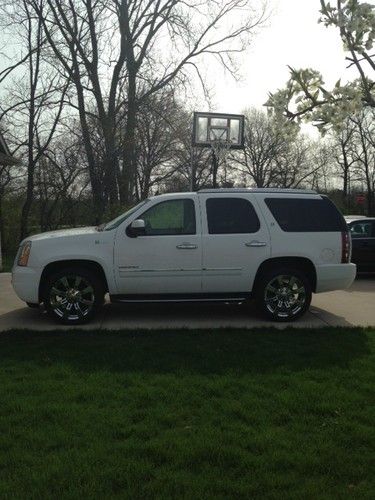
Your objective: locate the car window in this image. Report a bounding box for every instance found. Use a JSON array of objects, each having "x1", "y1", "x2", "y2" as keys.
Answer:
[
  {"x1": 206, "y1": 198, "x2": 260, "y2": 234},
  {"x1": 265, "y1": 197, "x2": 346, "y2": 232},
  {"x1": 104, "y1": 199, "x2": 150, "y2": 231},
  {"x1": 349, "y1": 221, "x2": 374, "y2": 238},
  {"x1": 139, "y1": 199, "x2": 196, "y2": 236}
]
